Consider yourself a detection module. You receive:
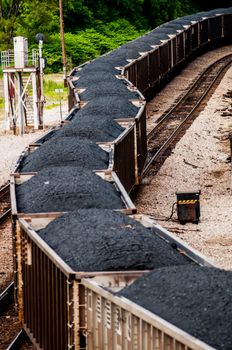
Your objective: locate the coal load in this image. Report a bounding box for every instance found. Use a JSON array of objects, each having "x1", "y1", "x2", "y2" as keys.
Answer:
[
  {"x1": 33, "y1": 129, "x2": 58, "y2": 145},
  {"x1": 119, "y1": 265, "x2": 232, "y2": 349},
  {"x1": 73, "y1": 71, "x2": 119, "y2": 88},
  {"x1": 20, "y1": 137, "x2": 109, "y2": 172},
  {"x1": 118, "y1": 41, "x2": 153, "y2": 53},
  {"x1": 38, "y1": 209, "x2": 190, "y2": 271},
  {"x1": 133, "y1": 35, "x2": 164, "y2": 46},
  {"x1": 99, "y1": 53, "x2": 136, "y2": 68},
  {"x1": 16, "y1": 167, "x2": 123, "y2": 213},
  {"x1": 79, "y1": 81, "x2": 140, "y2": 100},
  {"x1": 183, "y1": 12, "x2": 211, "y2": 21},
  {"x1": 77, "y1": 97, "x2": 139, "y2": 119},
  {"x1": 155, "y1": 27, "x2": 180, "y2": 35},
  {"x1": 73, "y1": 60, "x2": 119, "y2": 75},
  {"x1": 53, "y1": 114, "x2": 125, "y2": 142},
  {"x1": 148, "y1": 31, "x2": 171, "y2": 41},
  {"x1": 73, "y1": 59, "x2": 119, "y2": 77},
  {"x1": 104, "y1": 45, "x2": 152, "y2": 67}
]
